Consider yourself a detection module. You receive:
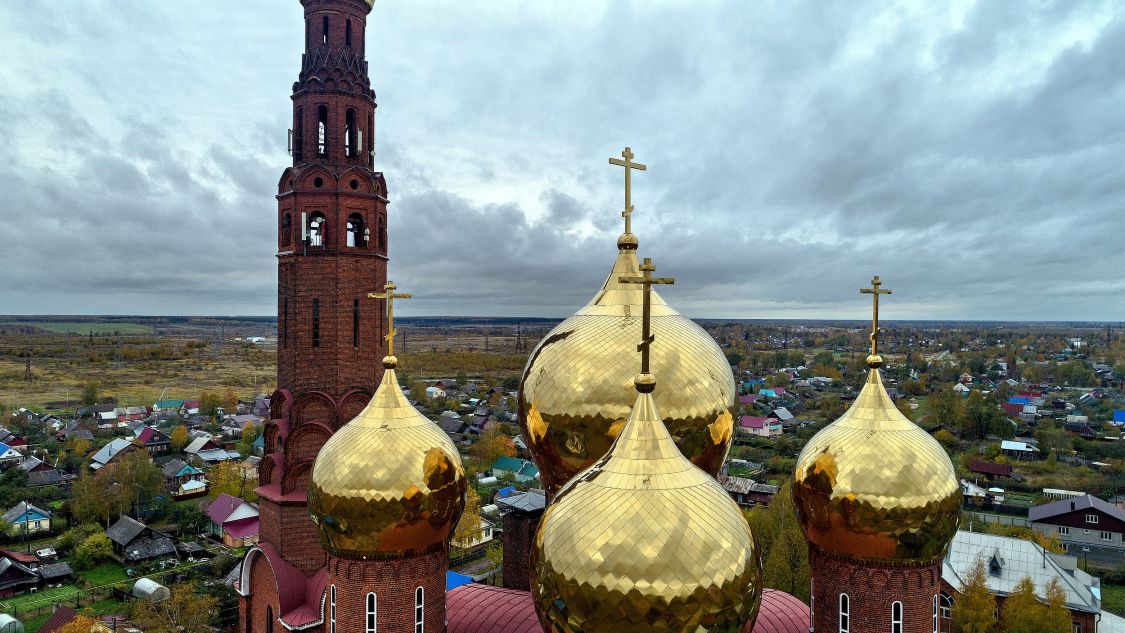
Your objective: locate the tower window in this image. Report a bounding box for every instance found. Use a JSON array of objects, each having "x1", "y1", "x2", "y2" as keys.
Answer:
[
  {"x1": 322, "y1": 16, "x2": 329, "y2": 45},
  {"x1": 294, "y1": 109, "x2": 304, "y2": 162},
  {"x1": 892, "y1": 601, "x2": 902, "y2": 633},
  {"x1": 346, "y1": 20, "x2": 353, "y2": 47},
  {"x1": 940, "y1": 593, "x2": 953, "y2": 619},
  {"x1": 281, "y1": 214, "x2": 292, "y2": 247},
  {"x1": 318, "y1": 105, "x2": 328, "y2": 156},
  {"x1": 369, "y1": 113, "x2": 375, "y2": 168},
  {"x1": 839, "y1": 593, "x2": 849, "y2": 633},
  {"x1": 353, "y1": 299, "x2": 360, "y2": 349},
  {"x1": 266, "y1": 606, "x2": 273, "y2": 633},
  {"x1": 283, "y1": 297, "x2": 289, "y2": 348},
  {"x1": 378, "y1": 216, "x2": 386, "y2": 250},
  {"x1": 312, "y1": 299, "x2": 320, "y2": 348},
  {"x1": 347, "y1": 213, "x2": 365, "y2": 248},
  {"x1": 932, "y1": 595, "x2": 938, "y2": 633},
  {"x1": 414, "y1": 587, "x2": 424, "y2": 633},
  {"x1": 308, "y1": 213, "x2": 326, "y2": 247},
  {"x1": 366, "y1": 593, "x2": 376, "y2": 633},
  {"x1": 345, "y1": 109, "x2": 356, "y2": 157}
]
